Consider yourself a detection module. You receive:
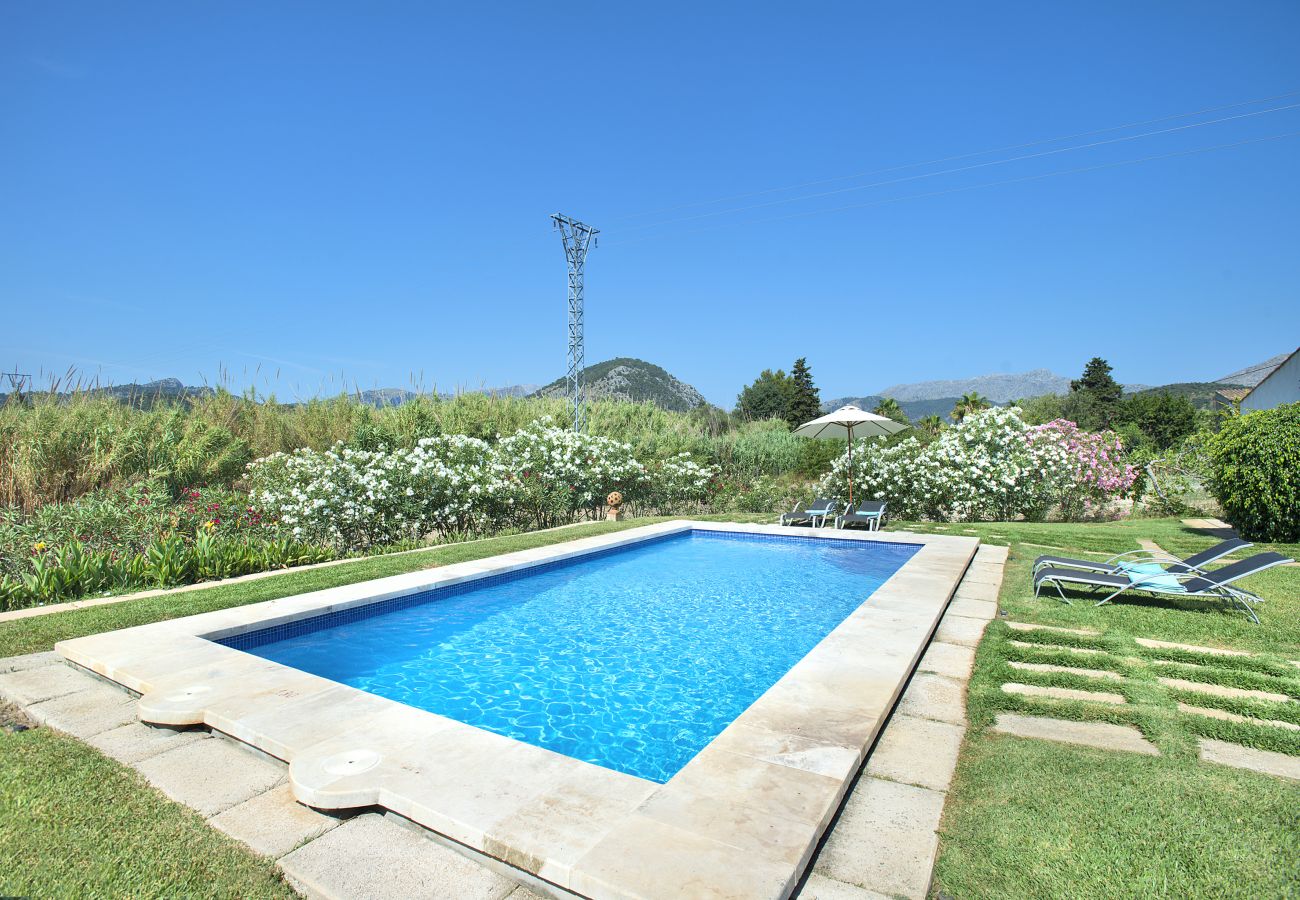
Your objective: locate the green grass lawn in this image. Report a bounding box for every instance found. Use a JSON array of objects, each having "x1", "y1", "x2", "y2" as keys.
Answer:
[
  {"x1": 0, "y1": 708, "x2": 295, "y2": 899},
  {"x1": 901, "y1": 517, "x2": 1300, "y2": 899}
]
